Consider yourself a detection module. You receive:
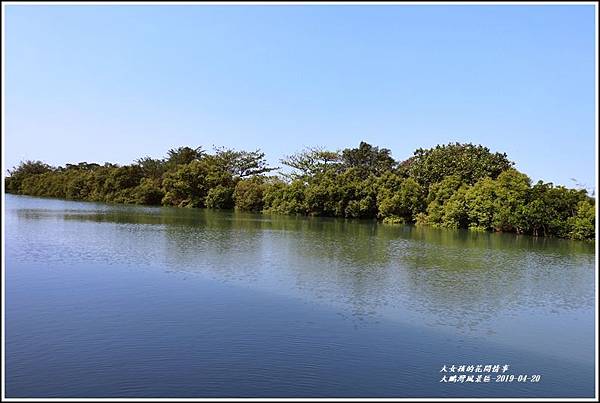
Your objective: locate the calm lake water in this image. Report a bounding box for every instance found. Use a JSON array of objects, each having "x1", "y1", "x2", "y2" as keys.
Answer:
[{"x1": 4, "y1": 194, "x2": 596, "y2": 397}]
